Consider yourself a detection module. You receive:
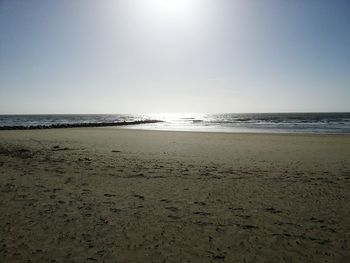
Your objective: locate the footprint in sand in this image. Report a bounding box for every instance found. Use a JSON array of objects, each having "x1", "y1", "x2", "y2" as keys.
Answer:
[
  {"x1": 165, "y1": 207, "x2": 179, "y2": 212},
  {"x1": 193, "y1": 211, "x2": 211, "y2": 216},
  {"x1": 134, "y1": 194, "x2": 145, "y2": 200}
]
